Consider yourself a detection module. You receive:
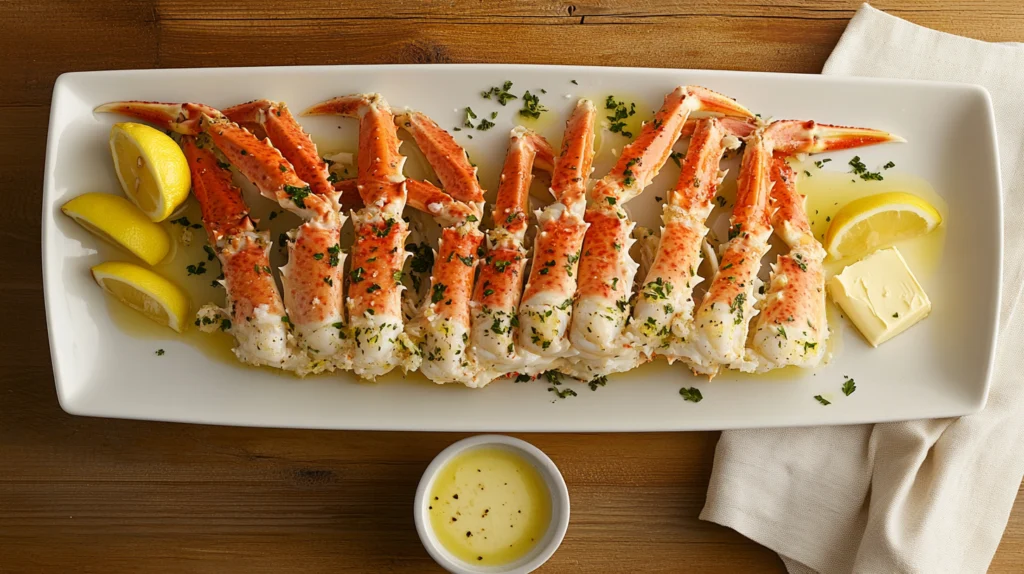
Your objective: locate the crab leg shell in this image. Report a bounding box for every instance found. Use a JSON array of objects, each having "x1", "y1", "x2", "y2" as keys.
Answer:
[
  {"x1": 472, "y1": 128, "x2": 555, "y2": 368},
  {"x1": 396, "y1": 111, "x2": 485, "y2": 207},
  {"x1": 396, "y1": 111, "x2": 487, "y2": 385},
  {"x1": 406, "y1": 179, "x2": 479, "y2": 228},
  {"x1": 182, "y1": 137, "x2": 293, "y2": 368},
  {"x1": 766, "y1": 120, "x2": 904, "y2": 155},
  {"x1": 742, "y1": 157, "x2": 827, "y2": 371},
  {"x1": 686, "y1": 131, "x2": 774, "y2": 376},
  {"x1": 631, "y1": 119, "x2": 734, "y2": 354},
  {"x1": 419, "y1": 227, "x2": 485, "y2": 384},
  {"x1": 223, "y1": 100, "x2": 336, "y2": 200},
  {"x1": 347, "y1": 216, "x2": 412, "y2": 375},
  {"x1": 492, "y1": 128, "x2": 555, "y2": 247},
  {"x1": 306, "y1": 94, "x2": 413, "y2": 378},
  {"x1": 738, "y1": 121, "x2": 902, "y2": 372},
  {"x1": 217, "y1": 100, "x2": 346, "y2": 365},
  {"x1": 569, "y1": 87, "x2": 752, "y2": 376},
  {"x1": 93, "y1": 101, "x2": 219, "y2": 135},
  {"x1": 518, "y1": 100, "x2": 596, "y2": 360},
  {"x1": 304, "y1": 94, "x2": 407, "y2": 213},
  {"x1": 95, "y1": 100, "x2": 334, "y2": 221}
]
